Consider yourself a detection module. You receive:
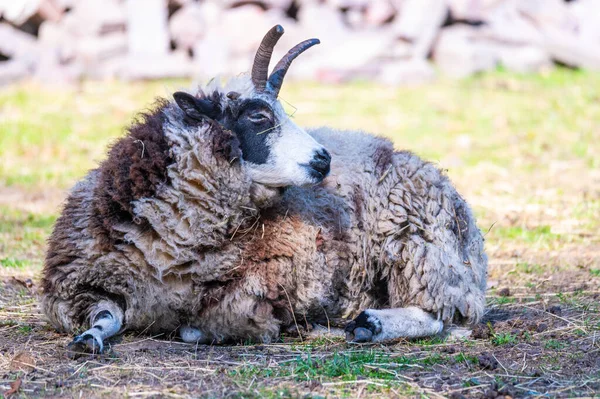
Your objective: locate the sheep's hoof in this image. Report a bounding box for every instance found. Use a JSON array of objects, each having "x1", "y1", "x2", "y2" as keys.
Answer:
[
  {"x1": 179, "y1": 326, "x2": 211, "y2": 344},
  {"x1": 67, "y1": 333, "x2": 103, "y2": 358},
  {"x1": 344, "y1": 311, "x2": 380, "y2": 343}
]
